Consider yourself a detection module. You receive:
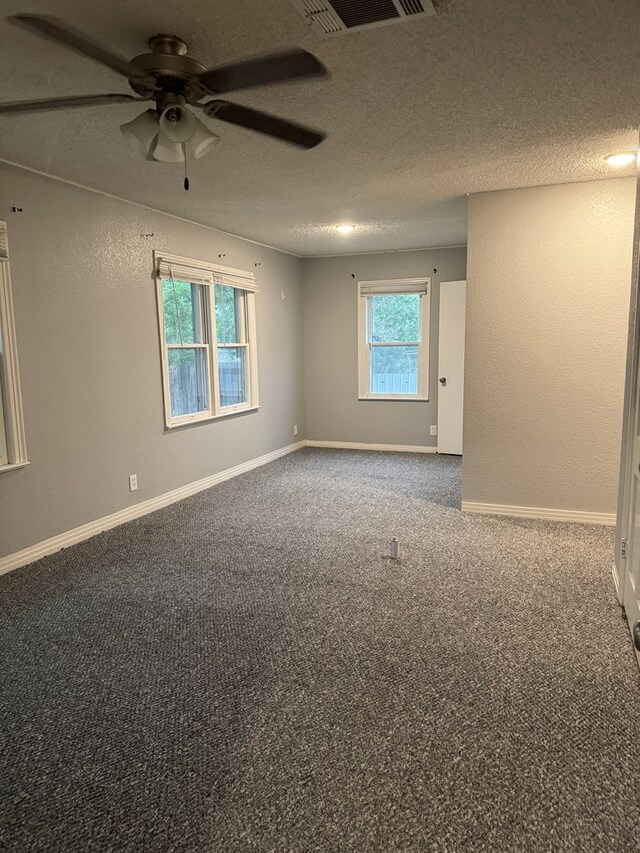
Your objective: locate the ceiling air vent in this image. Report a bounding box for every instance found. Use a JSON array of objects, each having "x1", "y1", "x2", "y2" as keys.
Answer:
[{"x1": 291, "y1": 0, "x2": 438, "y2": 37}]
